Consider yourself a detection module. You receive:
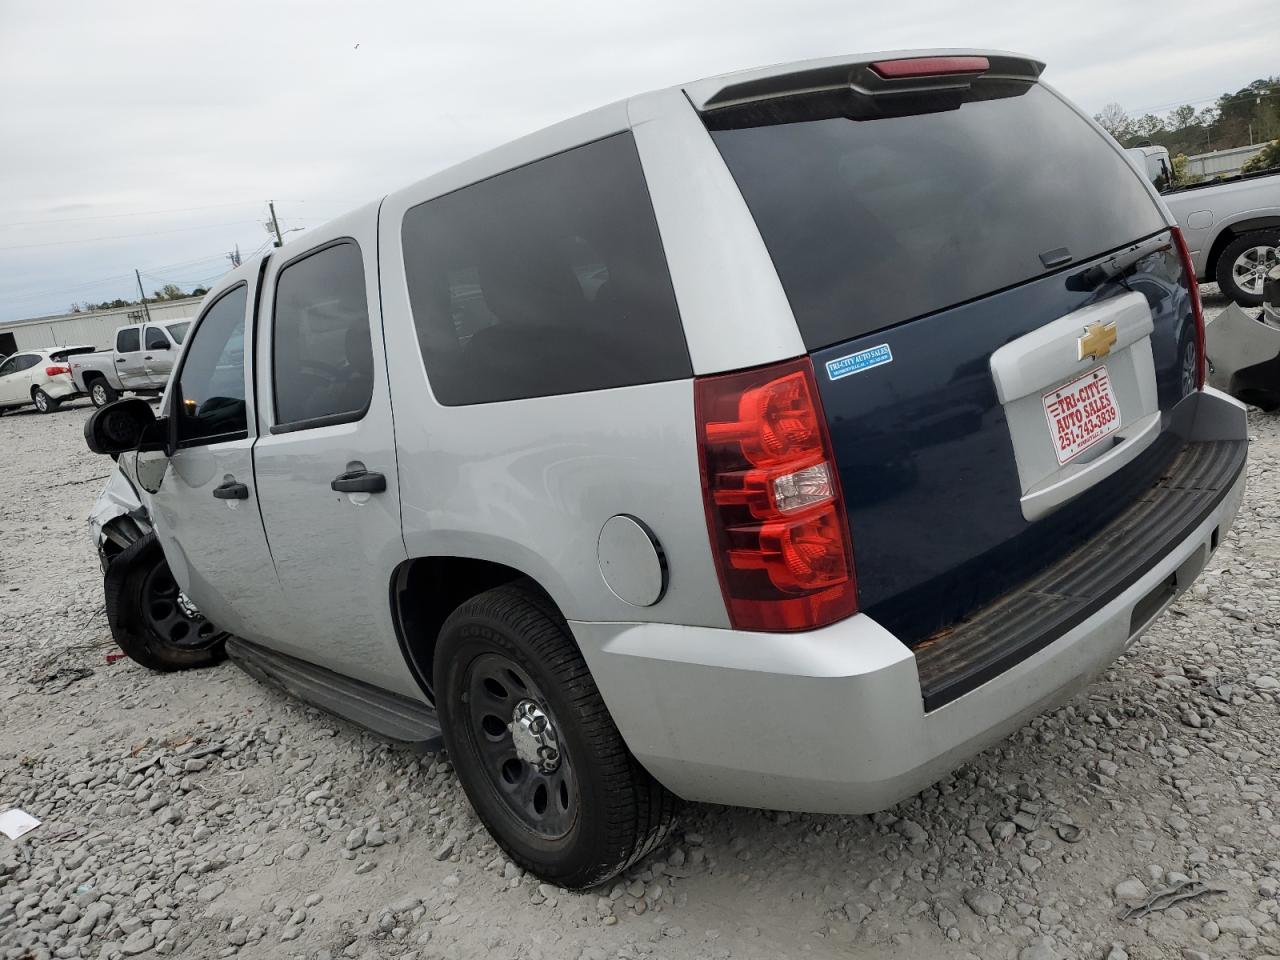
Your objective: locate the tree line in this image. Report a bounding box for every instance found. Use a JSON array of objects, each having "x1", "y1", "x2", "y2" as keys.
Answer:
[
  {"x1": 1094, "y1": 75, "x2": 1279, "y2": 166},
  {"x1": 68, "y1": 283, "x2": 207, "y2": 315}
]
